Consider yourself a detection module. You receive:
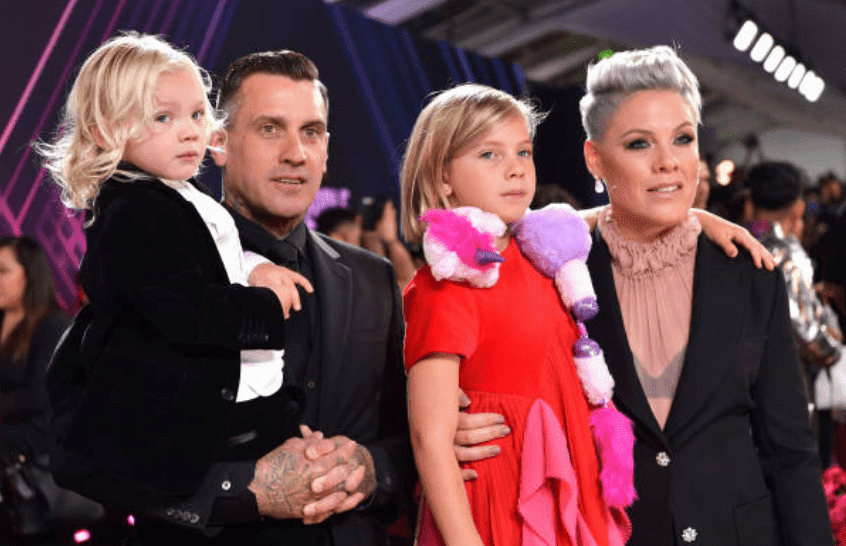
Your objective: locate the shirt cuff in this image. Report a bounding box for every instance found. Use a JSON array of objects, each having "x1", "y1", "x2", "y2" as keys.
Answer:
[
  {"x1": 207, "y1": 461, "x2": 261, "y2": 525},
  {"x1": 244, "y1": 251, "x2": 273, "y2": 281}
]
